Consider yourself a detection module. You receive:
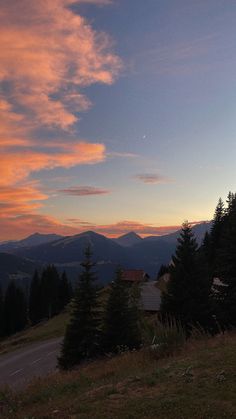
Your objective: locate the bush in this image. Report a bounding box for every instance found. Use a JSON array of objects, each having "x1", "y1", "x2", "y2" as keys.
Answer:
[{"x1": 142, "y1": 315, "x2": 186, "y2": 358}]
